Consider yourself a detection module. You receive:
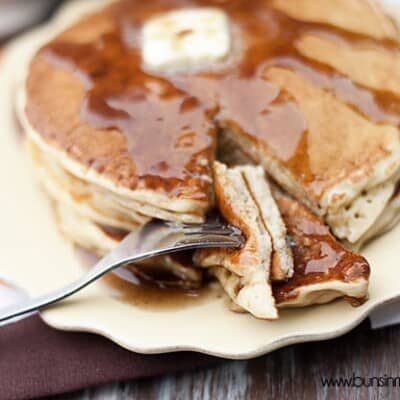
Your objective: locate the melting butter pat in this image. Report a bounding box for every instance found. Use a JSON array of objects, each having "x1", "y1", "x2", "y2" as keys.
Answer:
[{"x1": 142, "y1": 8, "x2": 231, "y2": 71}]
